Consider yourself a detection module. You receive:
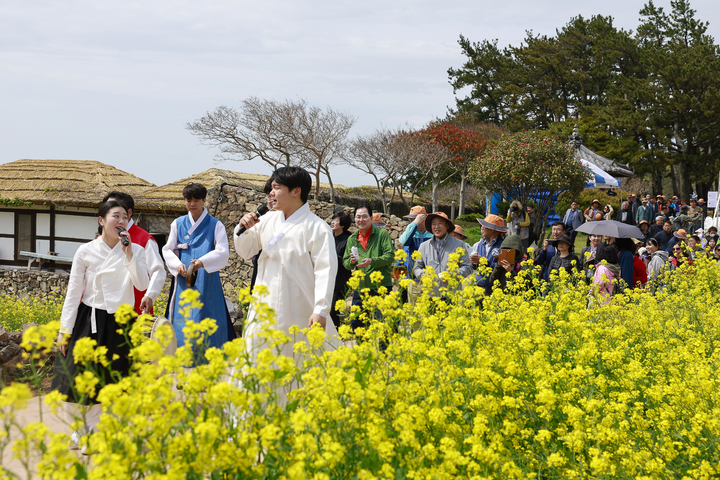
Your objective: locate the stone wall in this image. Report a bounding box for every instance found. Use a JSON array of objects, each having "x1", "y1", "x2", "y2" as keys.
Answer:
[
  {"x1": 0, "y1": 269, "x2": 69, "y2": 299},
  {"x1": 208, "y1": 185, "x2": 411, "y2": 294},
  {"x1": 2, "y1": 186, "x2": 411, "y2": 301}
]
